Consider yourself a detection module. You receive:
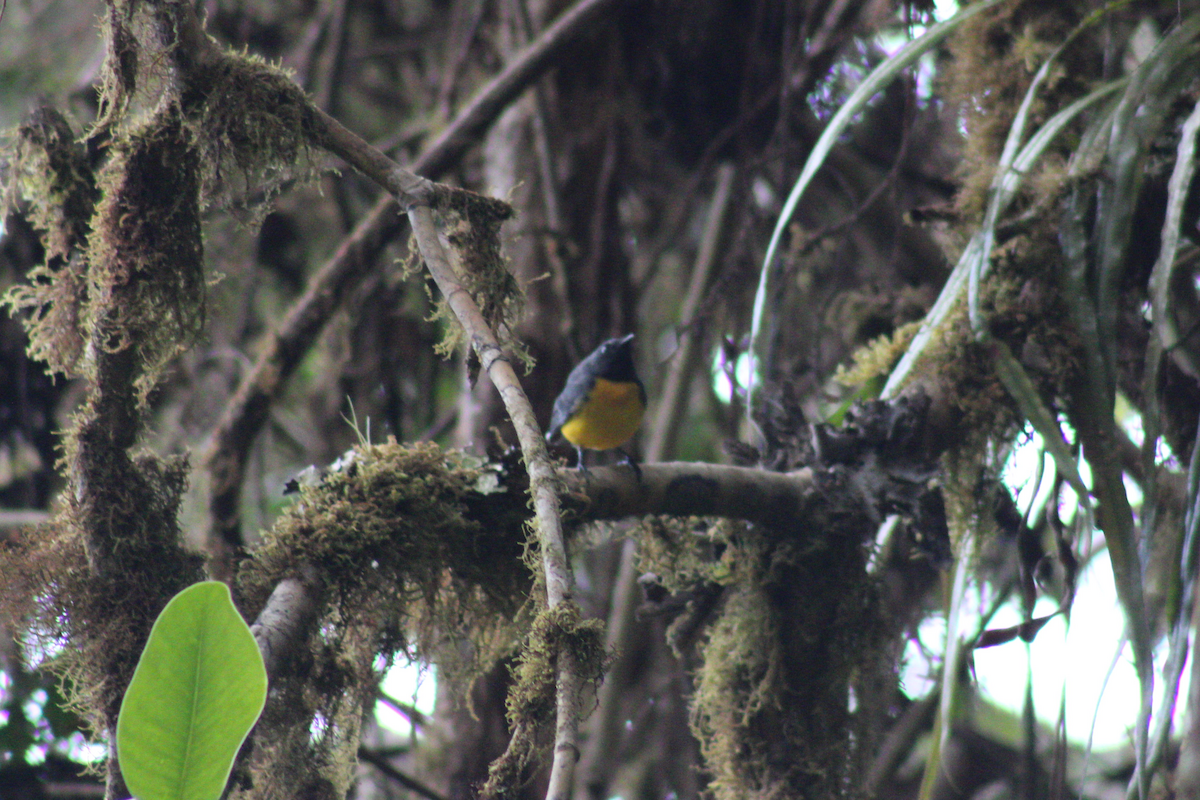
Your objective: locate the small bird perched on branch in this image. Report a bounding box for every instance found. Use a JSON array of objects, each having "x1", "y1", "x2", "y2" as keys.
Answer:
[{"x1": 546, "y1": 334, "x2": 645, "y2": 478}]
